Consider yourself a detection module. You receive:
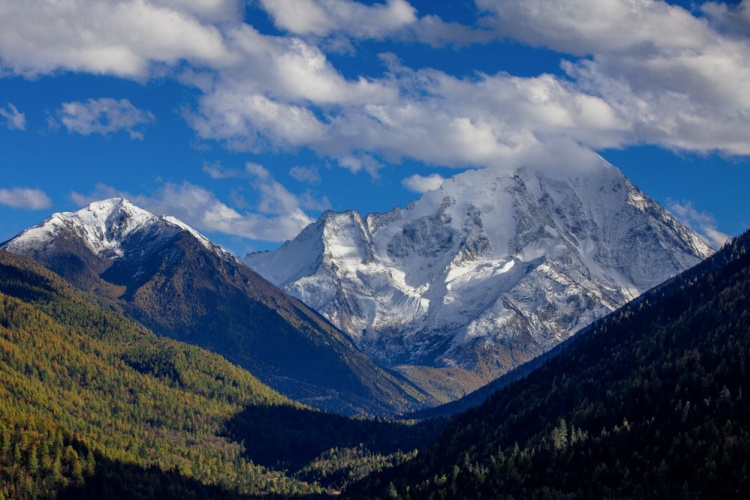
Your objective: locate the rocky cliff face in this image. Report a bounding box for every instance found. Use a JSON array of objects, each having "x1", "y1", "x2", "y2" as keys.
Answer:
[{"x1": 246, "y1": 160, "x2": 713, "y2": 400}]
